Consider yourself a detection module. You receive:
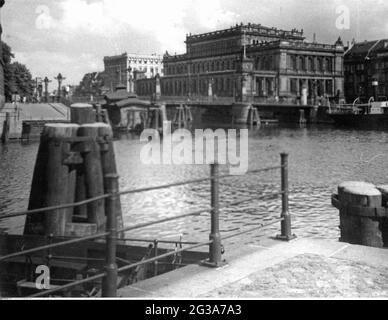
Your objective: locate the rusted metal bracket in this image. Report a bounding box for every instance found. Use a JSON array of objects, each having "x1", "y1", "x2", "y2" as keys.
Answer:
[
  {"x1": 59, "y1": 135, "x2": 112, "y2": 165},
  {"x1": 97, "y1": 135, "x2": 110, "y2": 152},
  {"x1": 331, "y1": 194, "x2": 388, "y2": 218}
]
